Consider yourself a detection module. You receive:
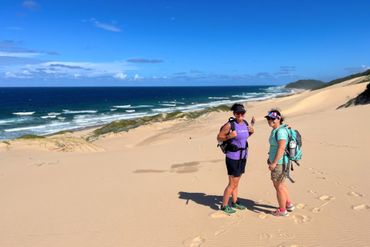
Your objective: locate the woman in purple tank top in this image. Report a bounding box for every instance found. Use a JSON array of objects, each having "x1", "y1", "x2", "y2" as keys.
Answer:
[{"x1": 217, "y1": 103, "x2": 255, "y2": 214}]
